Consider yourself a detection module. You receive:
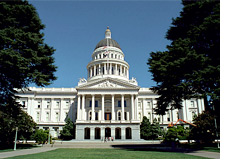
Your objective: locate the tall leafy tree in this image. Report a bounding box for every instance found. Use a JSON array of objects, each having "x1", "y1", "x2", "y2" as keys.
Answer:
[
  {"x1": 0, "y1": 0, "x2": 57, "y2": 145},
  {"x1": 0, "y1": 0, "x2": 57, "y2": 104},
  {"x1": 60, "y1": 118, "x2": 75, "y2": 140},
  {"x1": 140, "y1": 116, "x2": 152, "y2": 140},
  {"x1": 147, "y1": 0, "x2": 220, "y2": 116}
]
